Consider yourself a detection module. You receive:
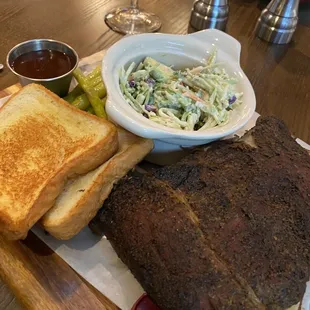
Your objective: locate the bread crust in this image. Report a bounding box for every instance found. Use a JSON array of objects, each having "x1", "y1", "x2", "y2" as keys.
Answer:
[
  {"x1": 41, "y1": 129, "x2": 153, "y2": 240},
  {"x1": 0, "y1": 84, "x2": 118, "y2": 240}
]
